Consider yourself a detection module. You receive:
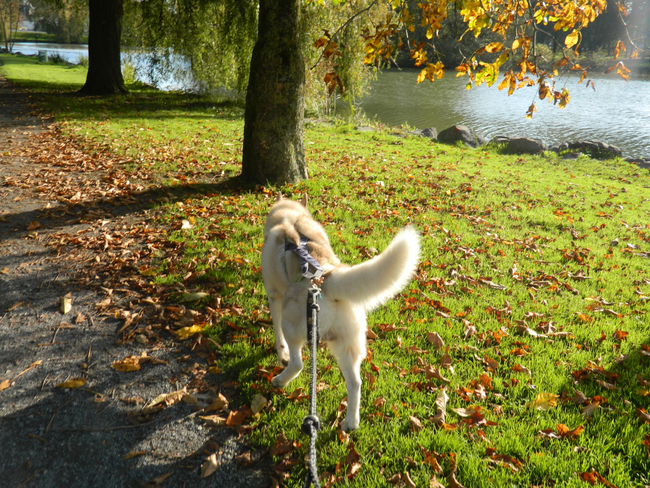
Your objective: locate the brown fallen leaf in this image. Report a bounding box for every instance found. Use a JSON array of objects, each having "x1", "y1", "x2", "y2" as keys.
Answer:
[
  {"x1": 27, "y1": 221, "x2": 41, "y2": 231},
  {"x1": 226, "y1": 408, "x2": 251, "y2": 426},
  {"x1": 430, "y1": 475, "x2": 446, "y2": 488},
  {"x1": 581, "y1": 402, "x2": 600, "y2": 419},
  {"x1": 637, "y1": 408, "x2": 650, "y2": 423},
  {"x1": 205, "y1": 393, "x2": 229, "y2": 413},
  {"x1": 404, "y1": 471, "x2": 417, "y2": 488},
  {"x1": 0, "y1": 379, "x2": 11, "y2": 391},
  {"x1": 200, "y1": 414, "x2": 227, "y2": 427},
  {"x1": 424, "y1": 365, "x2": 451, "y2": 383},
  {"x1": 432, "y1": 389, "x2": 448, "y2": 424},
  {"x1": 409, "y1": 415, "x2": 423, "y2": 432},
  {"x1": 426, "y1": 332, "x2": 445, "y2": 350}
]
